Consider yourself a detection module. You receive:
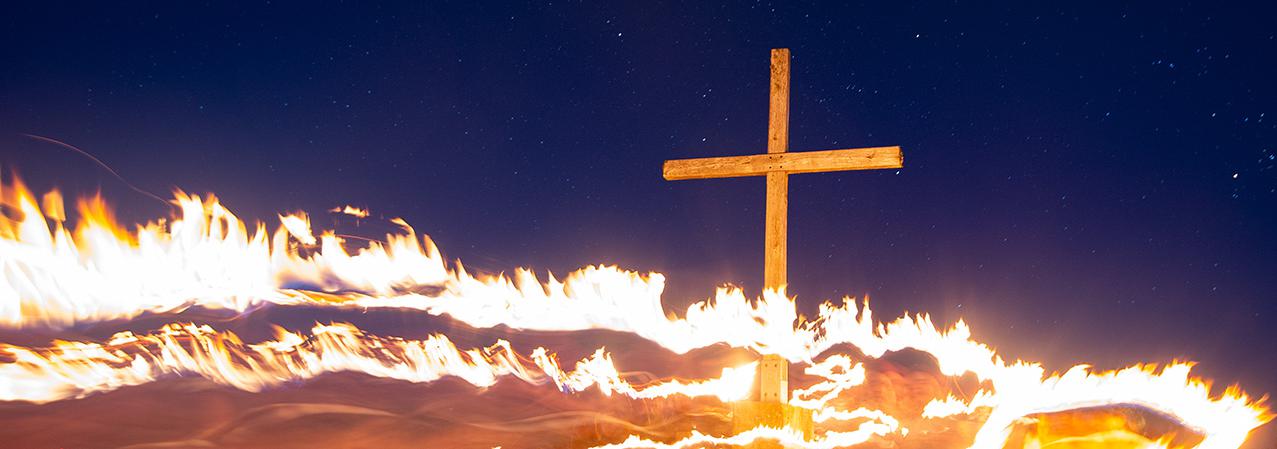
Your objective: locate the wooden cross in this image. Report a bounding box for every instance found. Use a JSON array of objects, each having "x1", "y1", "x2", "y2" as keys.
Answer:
[{"x1": 664, "y1": 48, "x2": 903, "y2": 300}]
